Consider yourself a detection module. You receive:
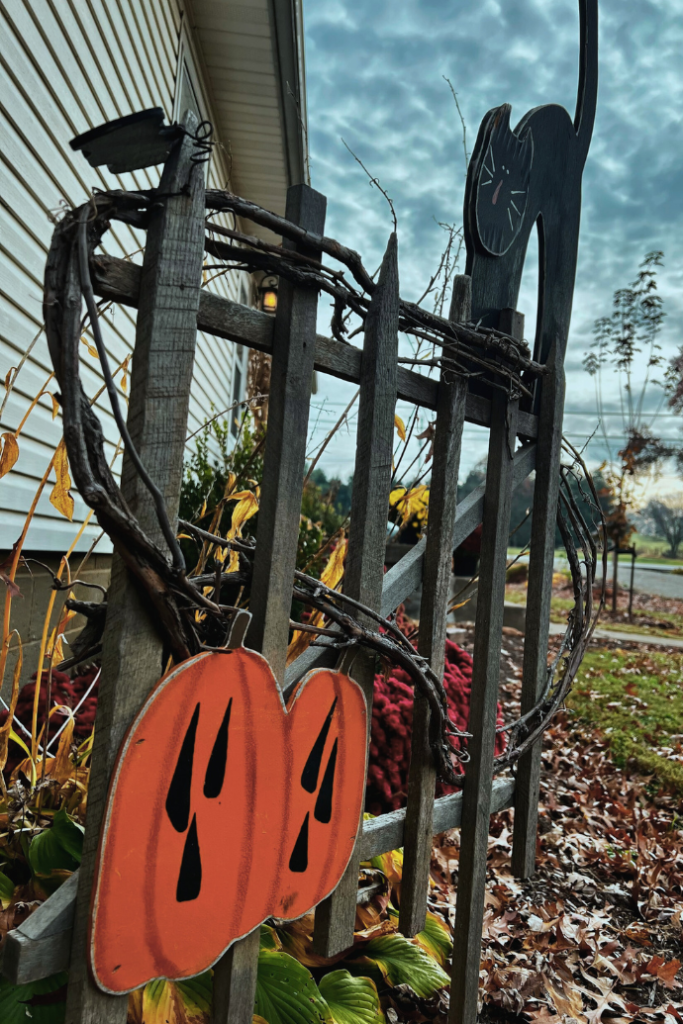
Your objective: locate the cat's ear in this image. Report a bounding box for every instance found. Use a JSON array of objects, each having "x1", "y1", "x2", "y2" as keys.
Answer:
[{"x1": 492, "y1": 104, "x2": 513, "y2": 135}]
